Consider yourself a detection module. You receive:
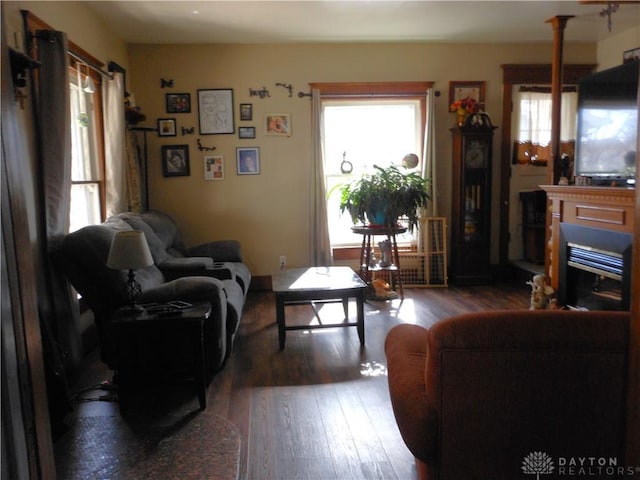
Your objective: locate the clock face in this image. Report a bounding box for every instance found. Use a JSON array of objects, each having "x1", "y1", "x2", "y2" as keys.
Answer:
[{"x1": 465, "y1": 140, "x2": 487, "y2": 168}]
